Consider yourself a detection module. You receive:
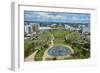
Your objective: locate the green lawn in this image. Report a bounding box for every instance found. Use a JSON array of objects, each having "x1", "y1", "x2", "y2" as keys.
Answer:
[{"x1": 50, "y1": 29, "x2": 70, "y2": 38}]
